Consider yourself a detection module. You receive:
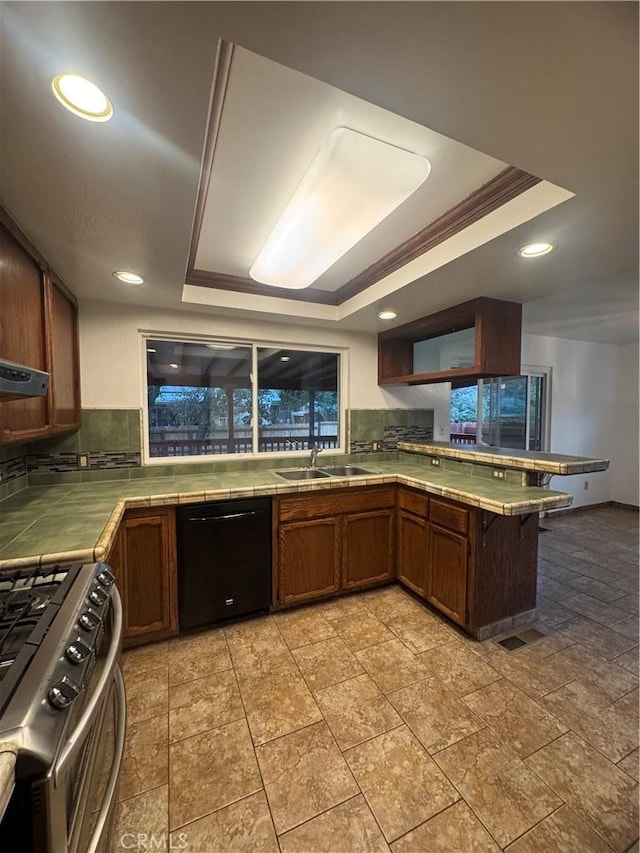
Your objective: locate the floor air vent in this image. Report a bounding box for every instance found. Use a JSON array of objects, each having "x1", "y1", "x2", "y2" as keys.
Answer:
[{"x1": 497, "y1": 627, "x2": 545, "y2": 651}]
